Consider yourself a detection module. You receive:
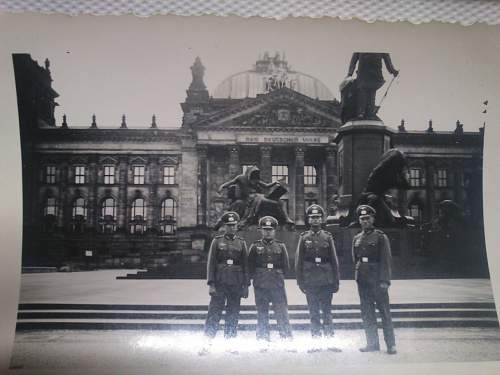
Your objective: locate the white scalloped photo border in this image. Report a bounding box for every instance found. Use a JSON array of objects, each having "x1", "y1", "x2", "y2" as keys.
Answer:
[{"x1": 0, "y1": 0, "x2": 500, "y2": 25}]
